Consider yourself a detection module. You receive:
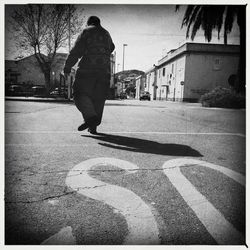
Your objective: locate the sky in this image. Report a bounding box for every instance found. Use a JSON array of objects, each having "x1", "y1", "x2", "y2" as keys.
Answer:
[{"x1": 5, "y1": 4, "x2": 240, "y2": 72}]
